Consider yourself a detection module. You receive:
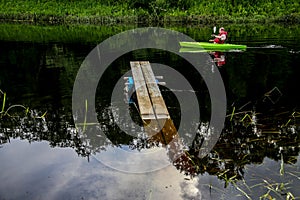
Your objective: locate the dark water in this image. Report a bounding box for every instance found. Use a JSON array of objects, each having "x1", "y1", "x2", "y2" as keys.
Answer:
[{"x1": 0, "y1": 23, "x2": 300, "y2": 199}]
